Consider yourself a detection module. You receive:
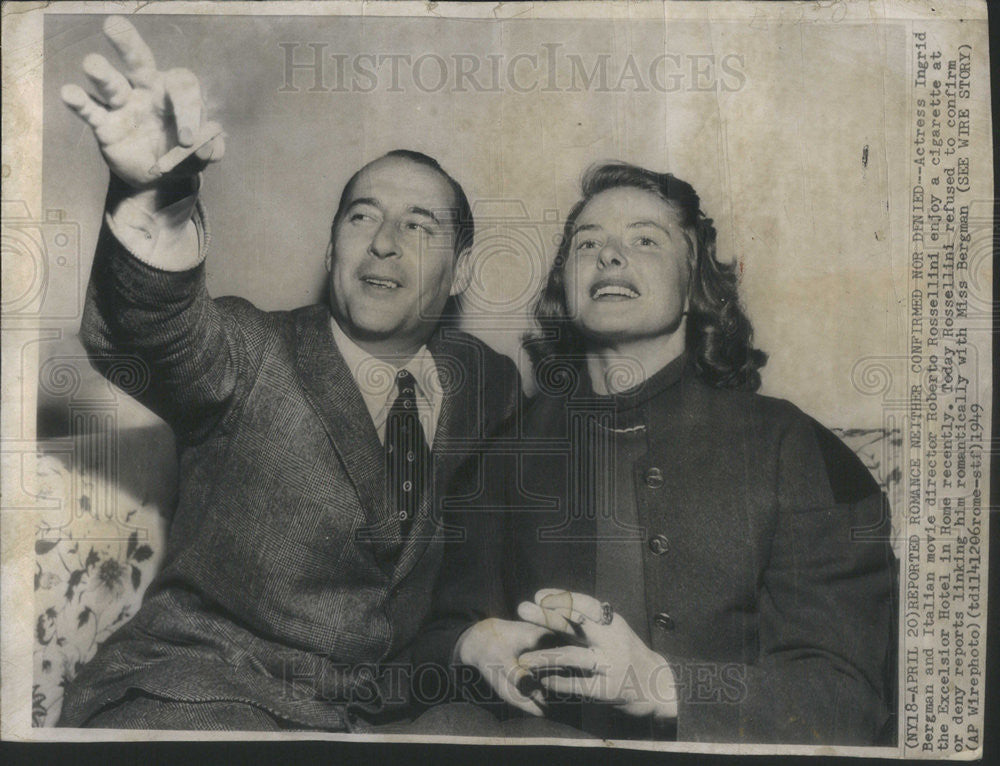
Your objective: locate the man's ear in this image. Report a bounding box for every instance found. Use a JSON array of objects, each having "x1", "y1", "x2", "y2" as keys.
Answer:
[
  {"x1": 325, "y1": 240, "x2": 334, "y2": 273},
  {"x1": 449, "y1": 247, "x2": 474, "y2": 297}
]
